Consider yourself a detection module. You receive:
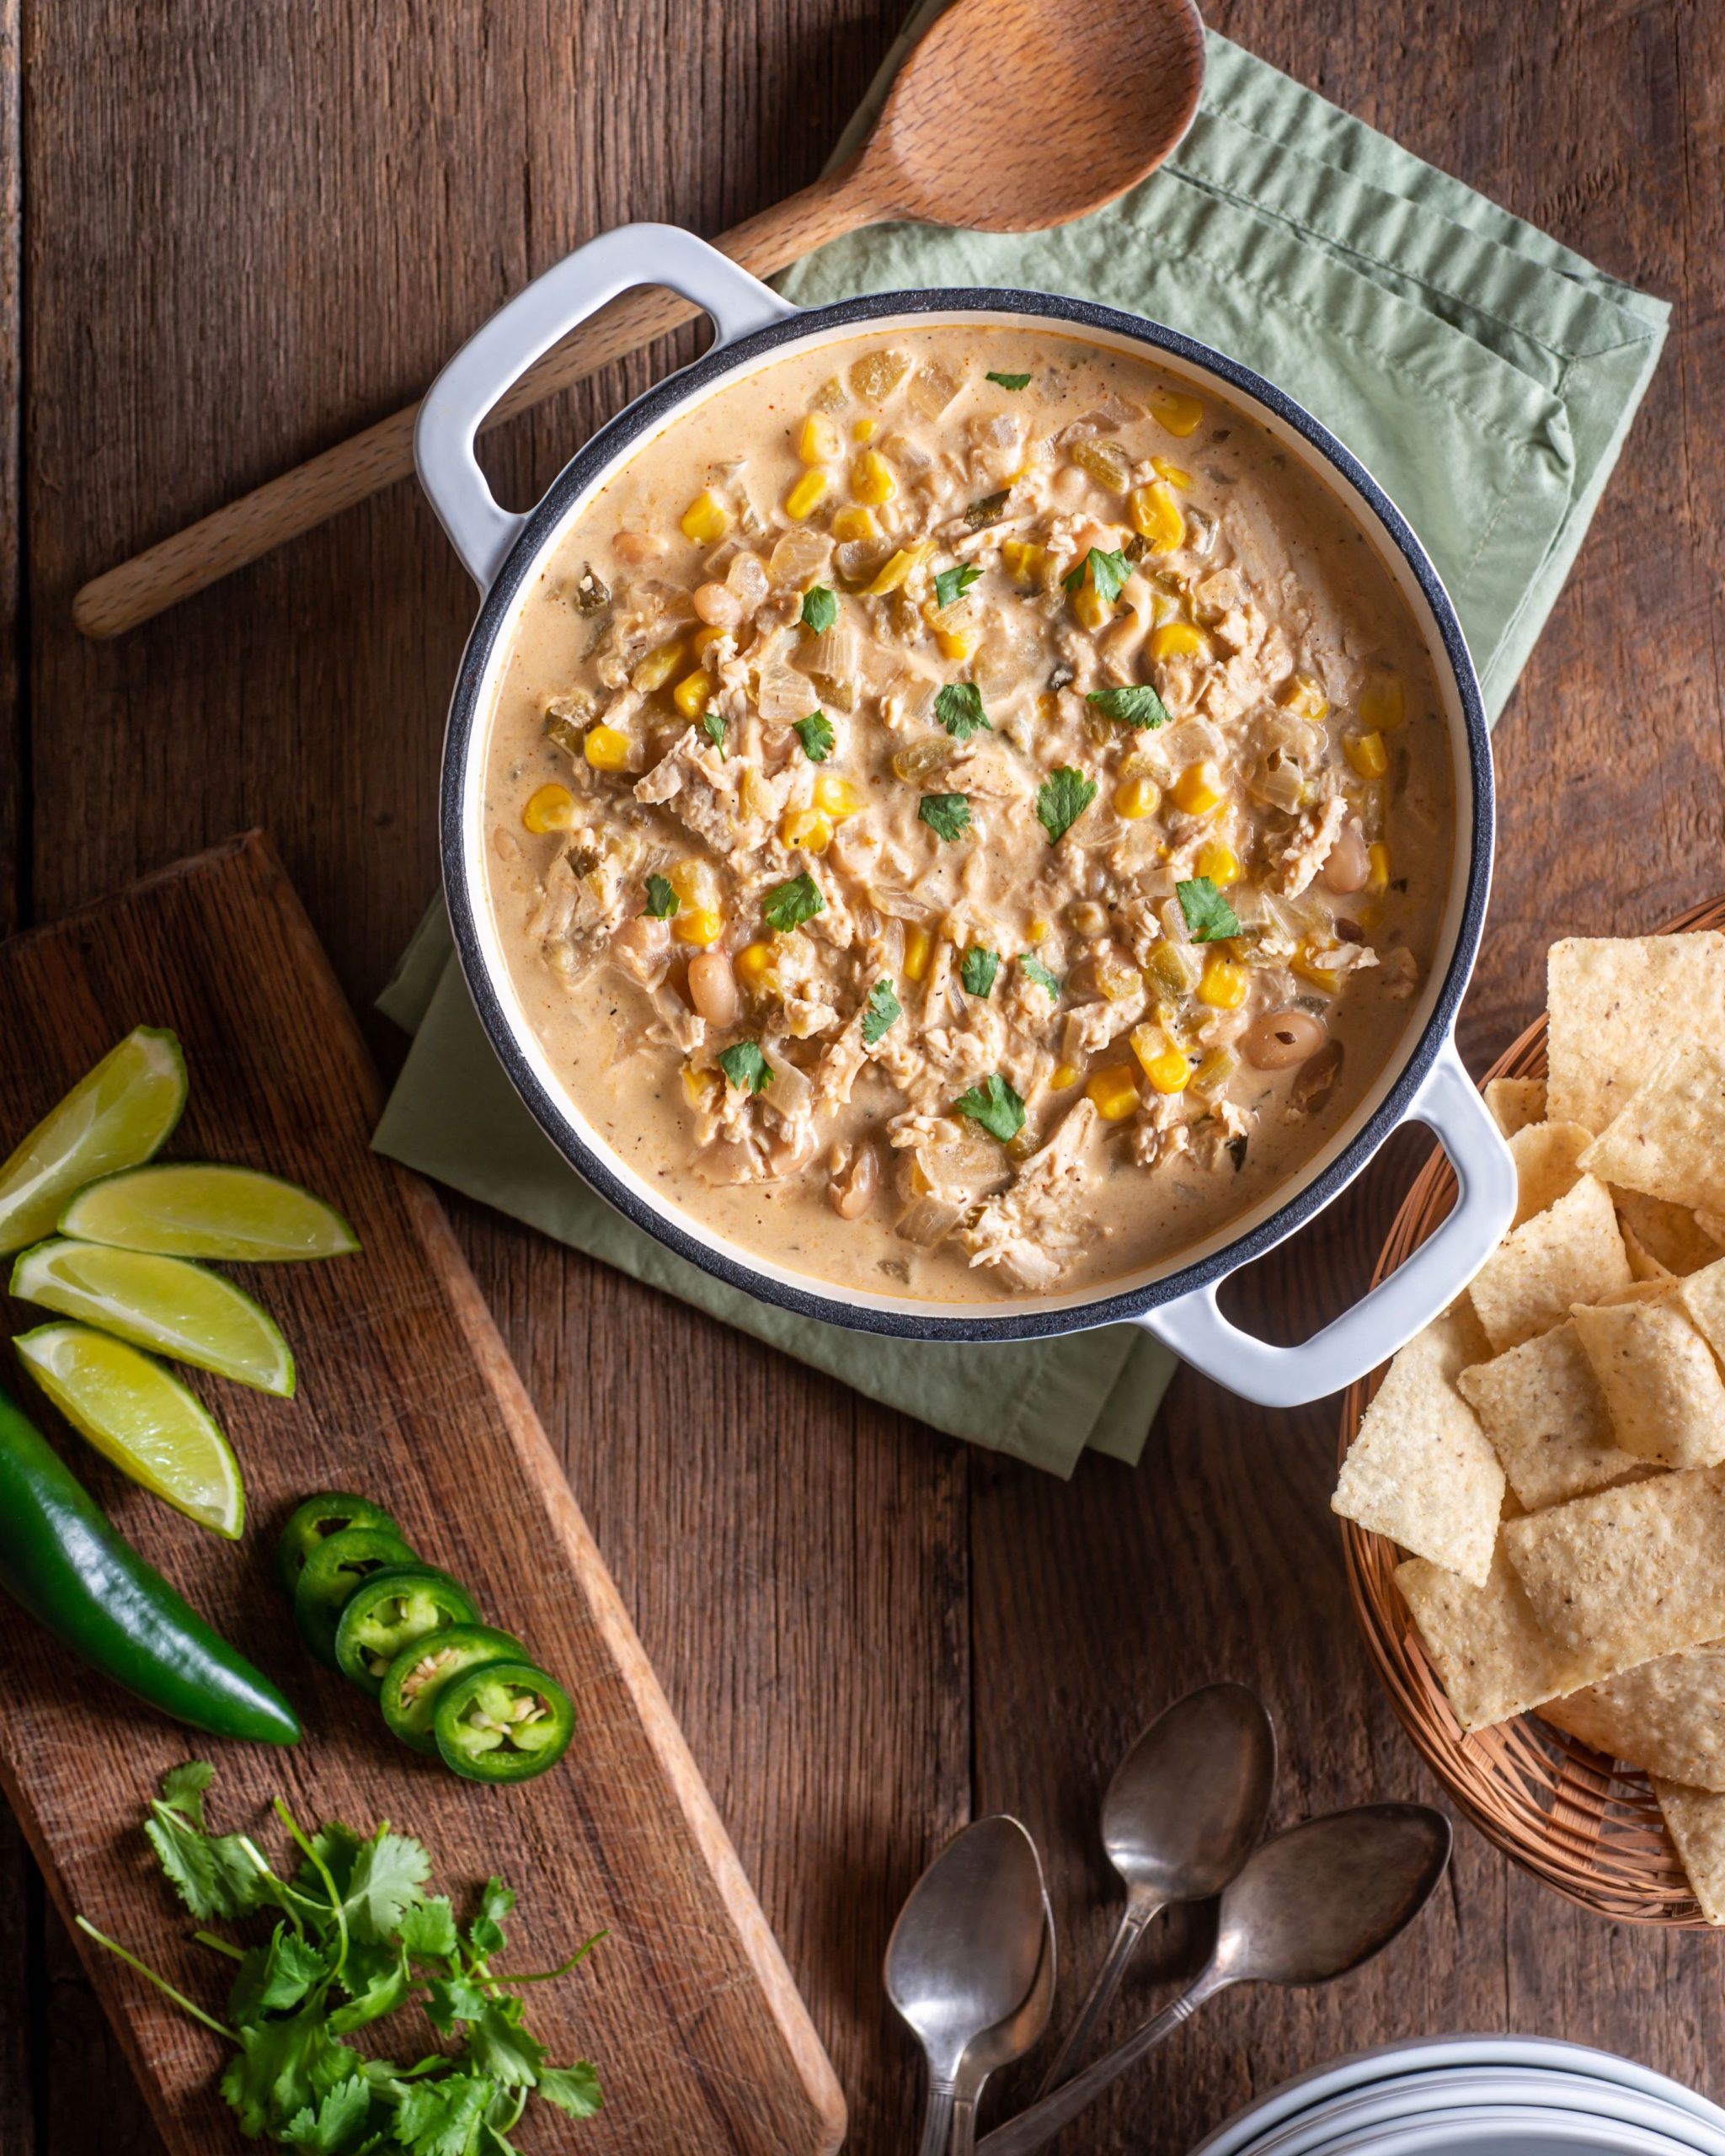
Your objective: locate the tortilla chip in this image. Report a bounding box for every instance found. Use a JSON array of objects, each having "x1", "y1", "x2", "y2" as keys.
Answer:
[
  {"x1": 1502, "y1": 1465, "x2": 1725, "y2": 1674},
  {"x1": 1570, "y1": 1297, "x2": 1725, "y2": 1469},
  {"x1": 1398, "y1": 1547, "x2": 1600, "y2": 1730},
  {"x1": 1700, "y1": 1209, "x2": 1725, "y2": 1248},
  {"x1": 1540, "y1": 1641, "x2": 1725, "y2": 1790},
  {"x1": 1548, "y1": 933, "x2": 1725, "y2": 1134},
  {"x1": 1468, "y1": 1174, "x2": 1632, "y2": 1353},
  {"x1": 1653, "y1": 1780, "x2": 1725, "y2": 1924},
  {"x1": 1457, "y1": 1321, "x2": 1648, "y2": 1511},
  {"x1": 1508, "y1": 1121, "x2": 1594, "y2": 1230},
  {"x1": 1614, "y1": 1188, "x2": 1722, "y2": 1278},
  {"x1": 1675, "y1": 1252, "x2": 1725, "y2": 1368},
  {"x1": 1486, "y1": 1076, "x2": 1547, "y2": 1139},
  {"x1": 1580, "y1": 1039, "x2": 1725, "y2": 1219},
  {"x1": 1332, "y1": 1307, "x2": 1503, "y2": 1585}
]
